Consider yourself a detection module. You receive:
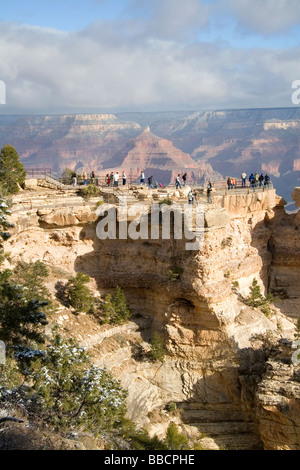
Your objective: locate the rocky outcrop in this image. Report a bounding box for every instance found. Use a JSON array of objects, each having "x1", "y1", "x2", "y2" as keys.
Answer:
[
  {"x1": 256, "y1": 340, "x2": 300, "y2": 450},
  {"x1": 100, "y1": 127, "x2": 221, "y2": 185},
  {"x1": 3, "y1": 185, "x2": 299, "y2": 450},
  {"x1": 292, "y1": 187, "x2": 300, "y2": 207}
]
